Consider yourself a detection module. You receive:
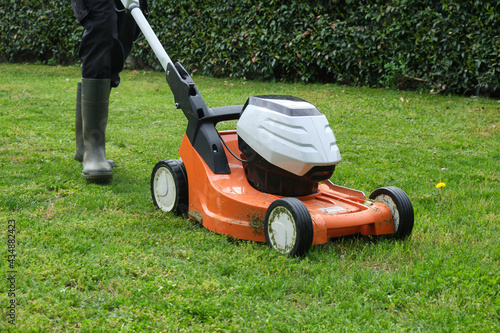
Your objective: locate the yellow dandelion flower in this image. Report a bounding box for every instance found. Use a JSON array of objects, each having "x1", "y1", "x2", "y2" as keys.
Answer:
[{"x1": 436, "y1": 182, "x2": 446, "y2": 189}]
